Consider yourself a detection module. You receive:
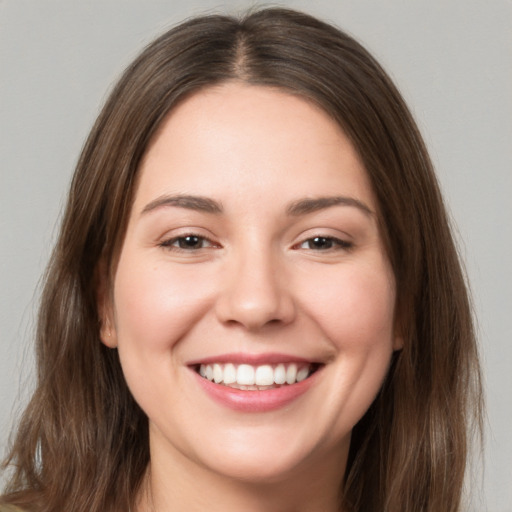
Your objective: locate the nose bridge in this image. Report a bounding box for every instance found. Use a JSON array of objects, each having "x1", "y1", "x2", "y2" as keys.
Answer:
[{"x1": 215, "y1": 237, "x2": 295, "y2": 330}]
